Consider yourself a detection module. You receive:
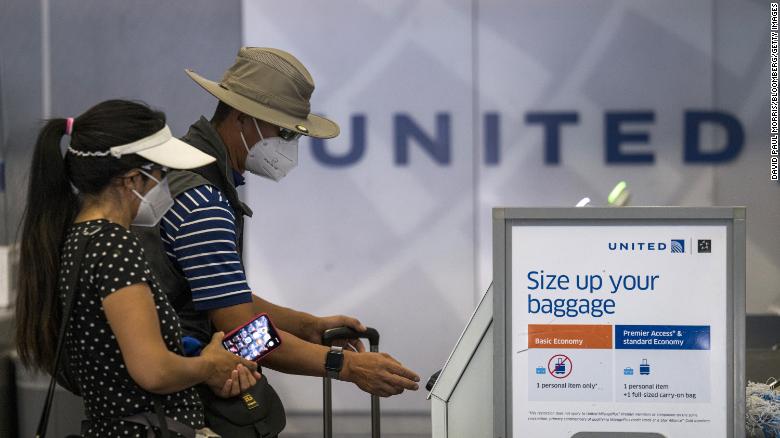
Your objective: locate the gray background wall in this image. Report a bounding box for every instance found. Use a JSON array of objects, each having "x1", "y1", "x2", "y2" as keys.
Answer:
[{"x1": 0, "y1": 0, "x2": 242, "y2": 245}]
